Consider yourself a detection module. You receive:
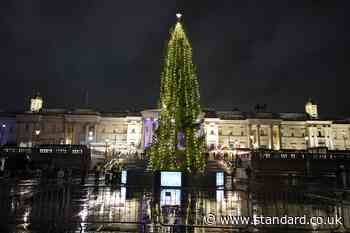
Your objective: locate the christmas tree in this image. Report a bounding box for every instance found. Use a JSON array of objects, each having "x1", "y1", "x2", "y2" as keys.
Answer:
[{"x1": 148, "y1": 14, "x2": 205, "y2": 173}]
